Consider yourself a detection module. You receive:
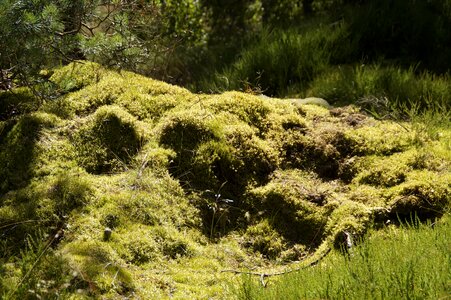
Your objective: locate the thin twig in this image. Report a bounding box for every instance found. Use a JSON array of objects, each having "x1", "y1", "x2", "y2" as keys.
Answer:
[
  {"x1": 0, "y1": 219, "x2": 43, "y2": 230},
  {"x1": 221, "y1": 247, "x2": 331, "y2": 287}
]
